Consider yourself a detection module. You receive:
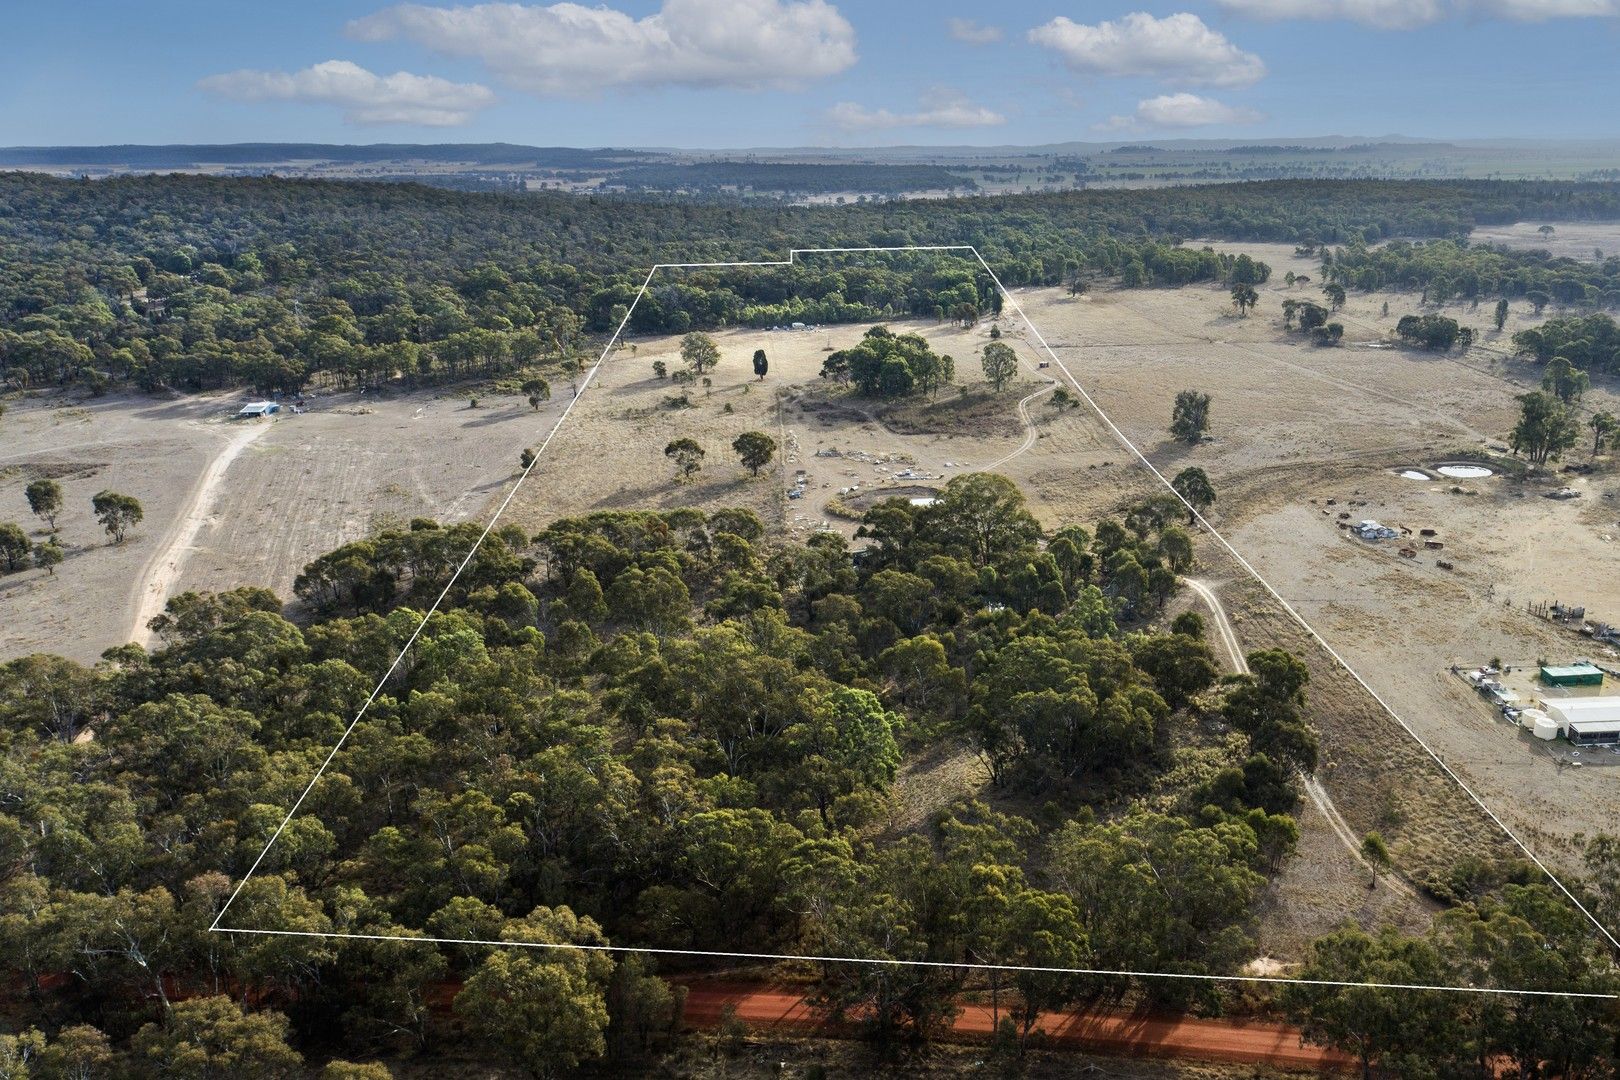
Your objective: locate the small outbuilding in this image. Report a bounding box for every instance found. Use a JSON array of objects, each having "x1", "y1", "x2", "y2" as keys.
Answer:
[
  {"x1": 1539, "y1": 662, "x2": 1604, "y2": 688},
  {"x1": 237, "y1": 401, "x2": 280, "y2": 419}
]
